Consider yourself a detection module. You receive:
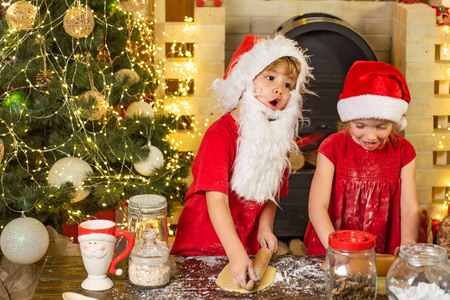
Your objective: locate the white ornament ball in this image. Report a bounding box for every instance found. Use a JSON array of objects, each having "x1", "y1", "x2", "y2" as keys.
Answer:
[
  {"x1": 133, "y1": 145, "x2": 164, "y2": 176},
  {"x1": 48, "y1": 157, "x2": 93, "y2": 202},
  {"x1": 114, "y1": 69, "x2": 140, "y2": 87},
  {"x1": 125, "y1": 101, "x2": 154, "y2": 119},
  {"x1": 5, "y1": 0, "x2": 37, "y2": 31},
  {"x1": 0, "y1": 216, "x2": 49, "y2": 264},
  {"x1": 63, "y1": 6, "x2": 95, "y2": 38}
]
